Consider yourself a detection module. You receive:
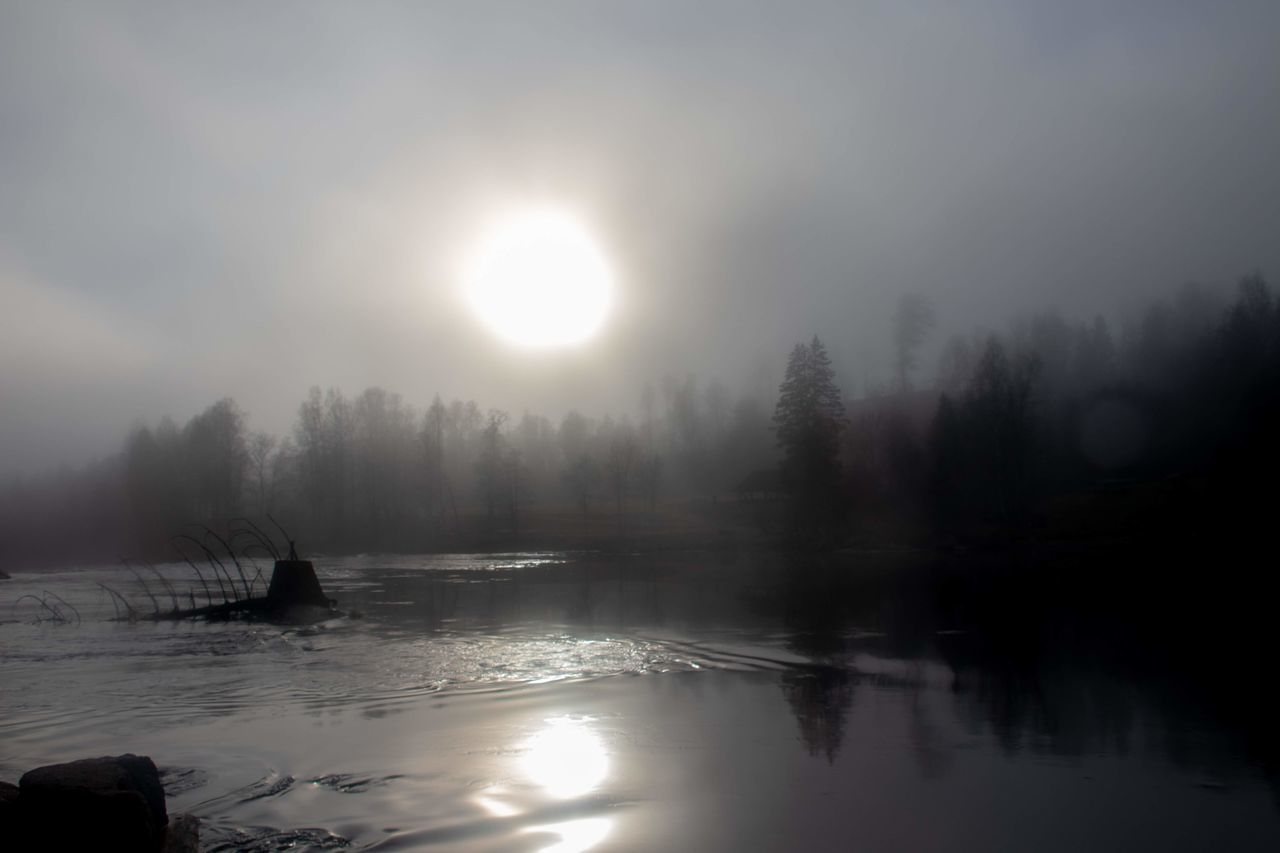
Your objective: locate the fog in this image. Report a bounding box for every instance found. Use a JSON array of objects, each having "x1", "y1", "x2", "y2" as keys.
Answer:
[
  {"x1": 8, "y1": 7, "x2": 1280, "y2": 850},
  {"x1": 3, "y1": 2, "x2": 1278, "y2": 476}
]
